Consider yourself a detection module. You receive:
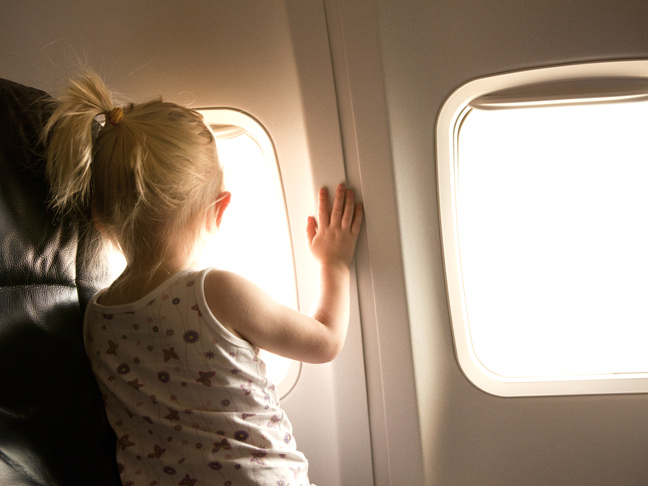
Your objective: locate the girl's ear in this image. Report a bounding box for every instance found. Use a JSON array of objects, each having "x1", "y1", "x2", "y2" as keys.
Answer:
[{"x1": 214, "y1": 191, "x2": 231, "y2": 229}]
